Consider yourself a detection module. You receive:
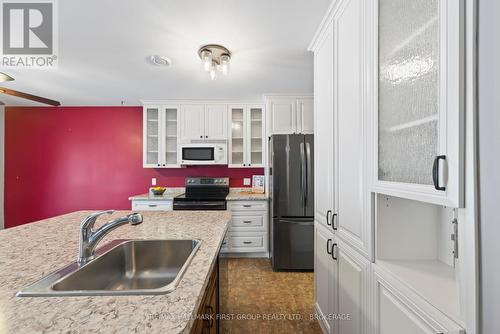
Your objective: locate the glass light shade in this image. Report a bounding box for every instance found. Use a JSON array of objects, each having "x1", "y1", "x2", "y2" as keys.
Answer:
[
  {"x1": 200, "y1": 50, "x2": 212, "y2": 72},
  {"x1": 220, "y1": 54, "x2": 230, "y2": 75},
  {"x1": 209, "y1": 62, "x2": 217, "y2": 80}
]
